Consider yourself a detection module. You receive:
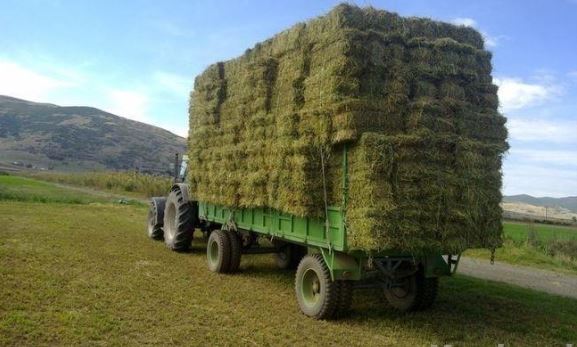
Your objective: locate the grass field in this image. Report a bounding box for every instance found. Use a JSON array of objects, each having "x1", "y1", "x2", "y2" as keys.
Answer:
[
  {"x1": 27, "y1": 171, "x2": 172, "y2": 198},
  {"x1": 1, "y1": 177, "x2": 577, "y2": 345},
  {"x1": 504, "y1": 221, "x2": 577, "y2": 242},
  {"x1": 0, "y1": 175, "x2": 142, "y2": 205},
  {"x1": 466, "y1": 221, "x2": 577, "y2": 275}
]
